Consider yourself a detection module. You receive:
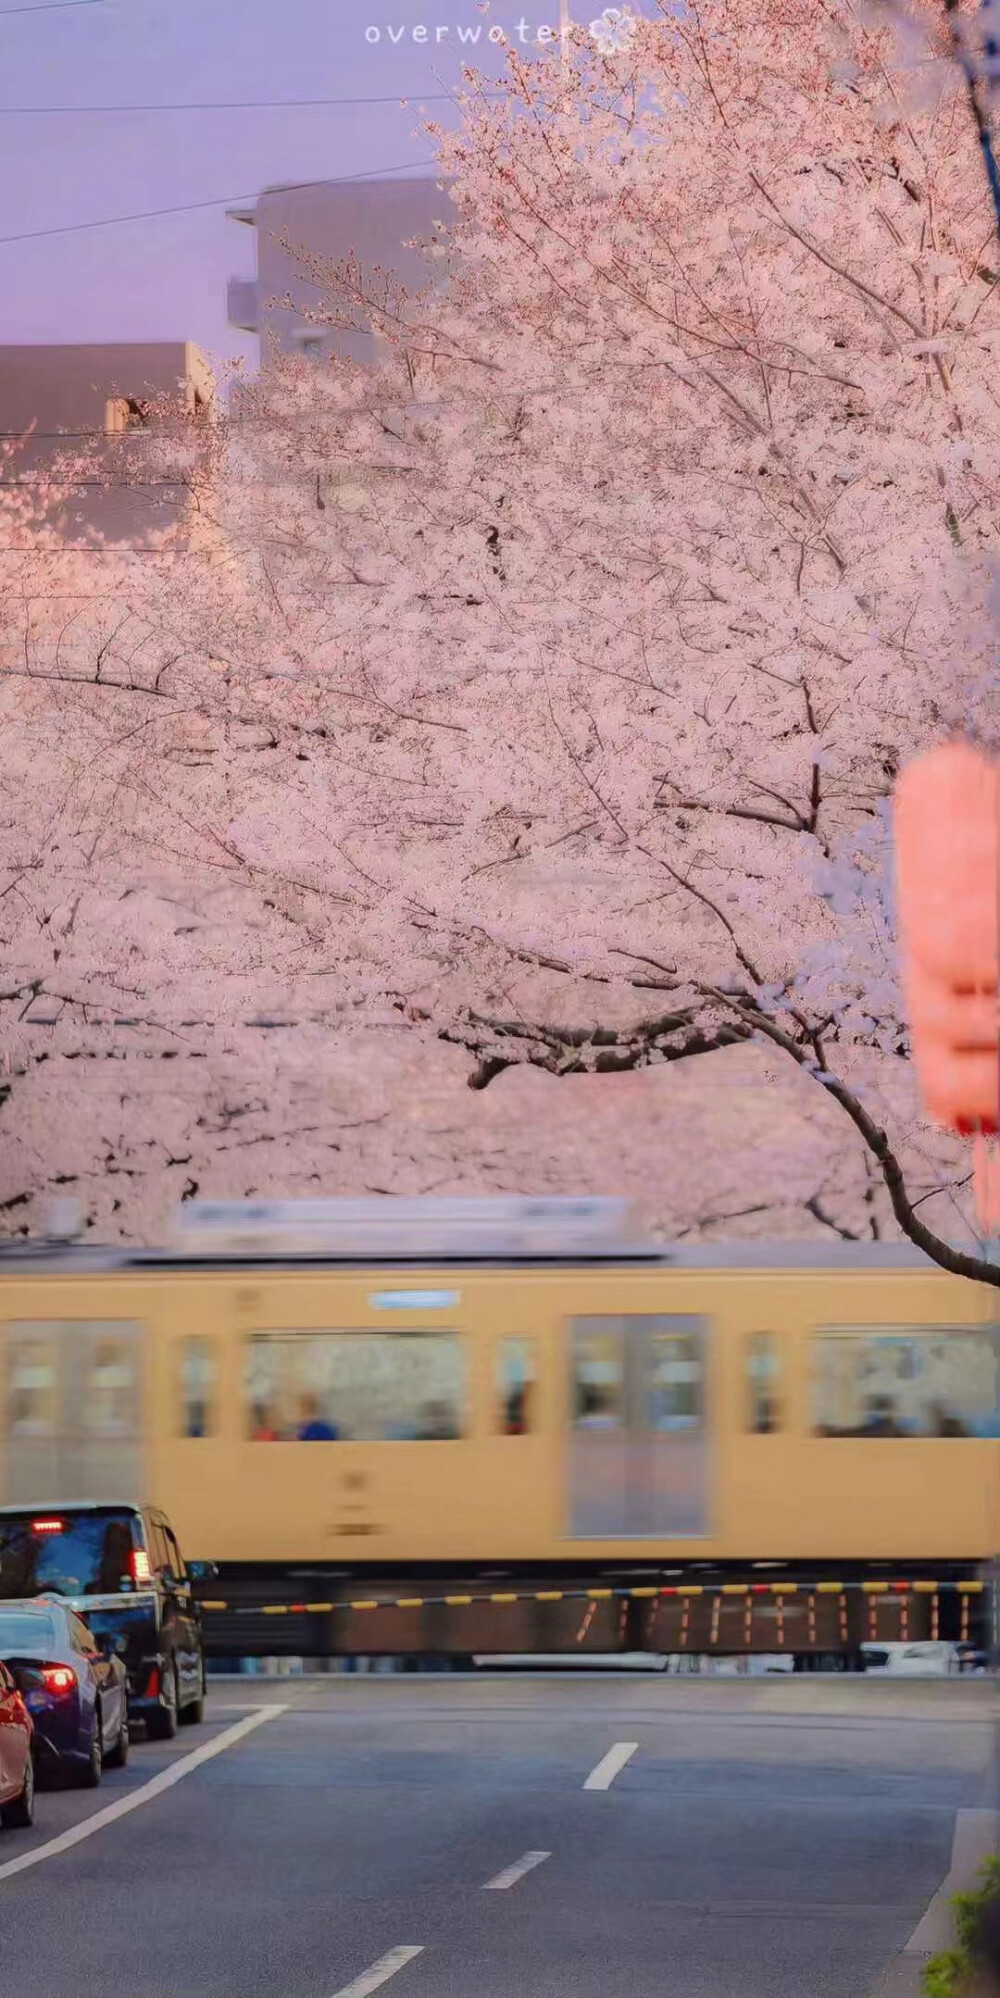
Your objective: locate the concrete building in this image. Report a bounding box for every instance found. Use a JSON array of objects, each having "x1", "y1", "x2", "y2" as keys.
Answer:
[
  {"x1": 227, "y1": 177, "x2": 447, "y2": 366},
  {"x1": 0, "y1": 342, "x2": 213, "y2": 544}
]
